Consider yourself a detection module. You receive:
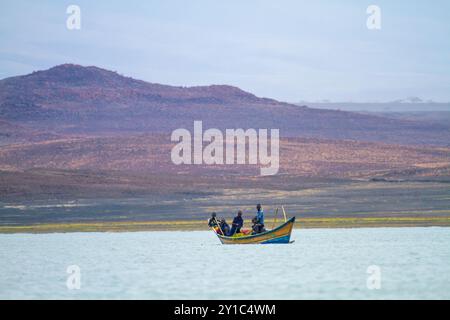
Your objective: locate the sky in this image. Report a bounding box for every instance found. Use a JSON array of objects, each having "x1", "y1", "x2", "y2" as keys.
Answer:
[{"x1": 1, "y1": 0, "x2": 450, "y2": 103}]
